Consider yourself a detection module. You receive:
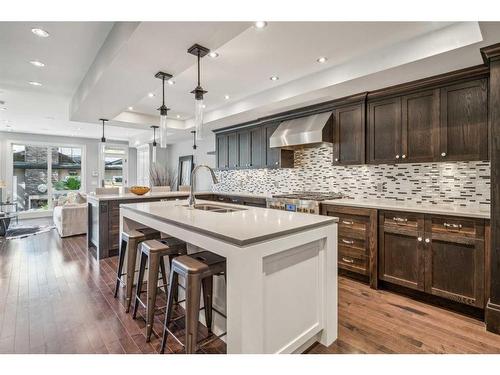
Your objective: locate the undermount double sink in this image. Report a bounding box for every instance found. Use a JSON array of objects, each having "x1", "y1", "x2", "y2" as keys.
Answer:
[{"x1": 184, "y1": 203, "x2": 247, "y2": 213}]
